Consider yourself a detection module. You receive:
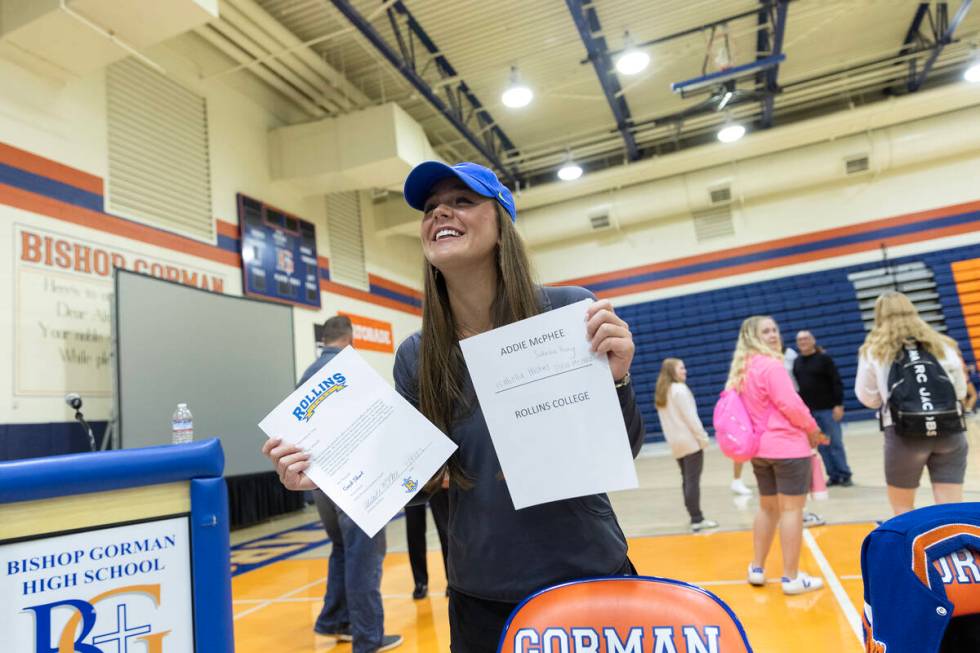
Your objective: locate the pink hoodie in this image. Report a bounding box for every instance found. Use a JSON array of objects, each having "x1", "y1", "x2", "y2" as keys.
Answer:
[{"x1": 741, "y1": 354, "x2": 817, "y2": 459}]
